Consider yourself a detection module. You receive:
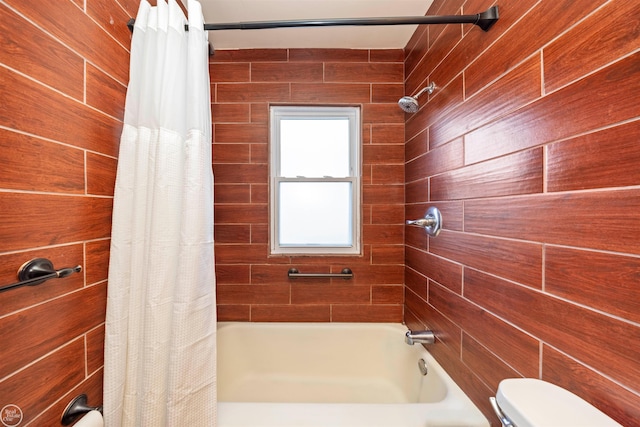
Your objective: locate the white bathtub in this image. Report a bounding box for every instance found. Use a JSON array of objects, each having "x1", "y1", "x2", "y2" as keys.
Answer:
[{"x1": 217, "y1": 322, "x2": 489, "y2": 427}]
